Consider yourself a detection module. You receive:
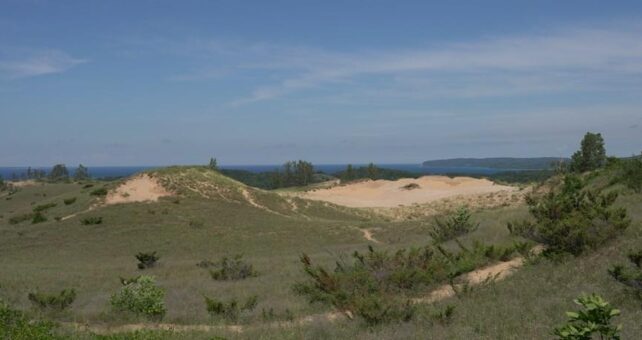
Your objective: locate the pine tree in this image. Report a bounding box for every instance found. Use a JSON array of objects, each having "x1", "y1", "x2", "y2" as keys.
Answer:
[
  {"x1": 570, "y1": 132, "x2": 606, "y2": 173},
  {"x1": 74, "y1": 164, "x2": 90, "y2": 181},
  {"x1": 49, "y1": 164, "x2": 69, "y2": 182},
  {"x1": 208, "y1": 158, "x2": 219, "y2": 171},
  {"x1": 366, "y1": 163, "x2": 378, "y2": 180},
  {"x1": 344, "y1": 164, "x2": 354, "y2": 181}
]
